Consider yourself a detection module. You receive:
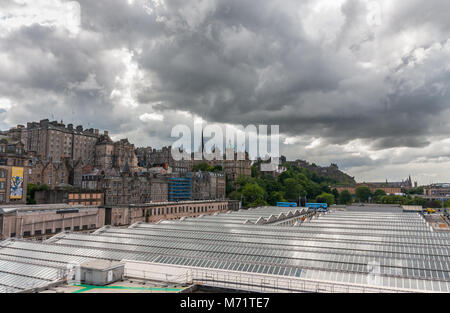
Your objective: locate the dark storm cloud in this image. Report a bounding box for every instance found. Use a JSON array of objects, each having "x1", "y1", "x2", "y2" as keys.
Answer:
[
  {"x1": 1, "y1": 0, "x2": 450, "y2": 183},
  {"x1": 124, "y1": 0, "x2": 450, "y2": 150}
]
